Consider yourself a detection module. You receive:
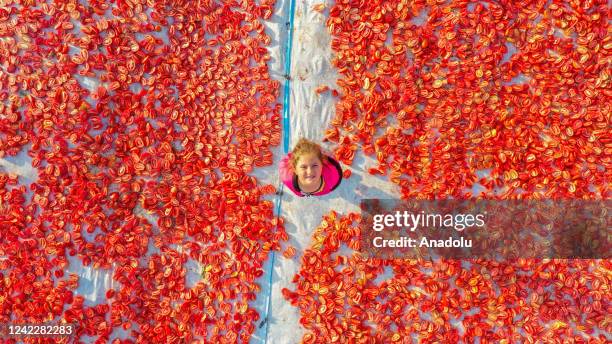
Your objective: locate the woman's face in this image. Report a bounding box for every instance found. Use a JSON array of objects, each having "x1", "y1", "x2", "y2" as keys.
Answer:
[{"x1": 295, "y1": 152, "x2": 323, "y2": 185}]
